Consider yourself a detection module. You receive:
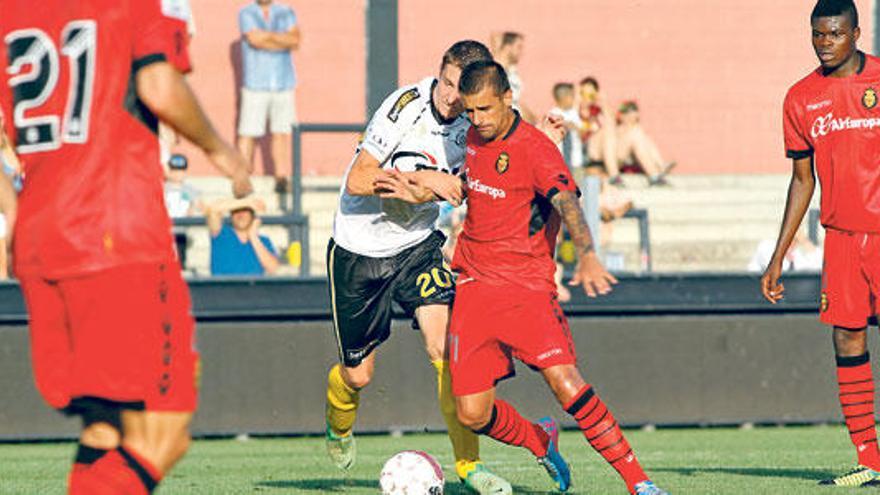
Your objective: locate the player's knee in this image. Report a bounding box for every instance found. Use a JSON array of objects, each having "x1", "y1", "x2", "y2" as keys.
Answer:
[
  {"x1": 168, "y1": 431, "x2": 192, "y2": 463},
  {"x1": 456, "y1": 404, "x2": 492, "y2": 431},
  {"x1": 69, "y1": 397, "x2": 123, "y2": 449},
  {"x1": 834, "y1": 326, "x2": 868, "y2": 355},
  {"x1": 343, "y1": 368, "x2": 373, "y2": 390}
]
